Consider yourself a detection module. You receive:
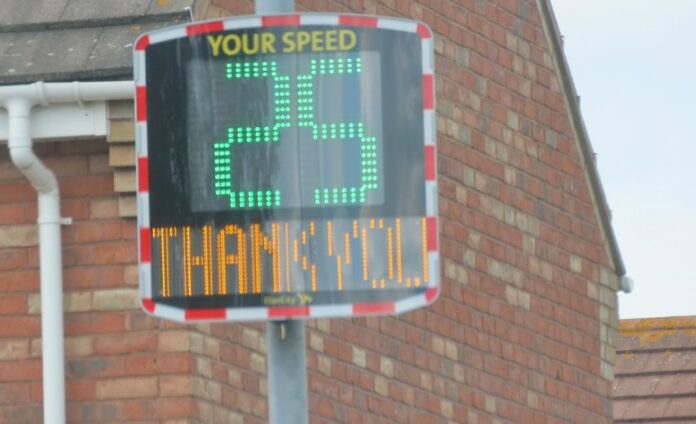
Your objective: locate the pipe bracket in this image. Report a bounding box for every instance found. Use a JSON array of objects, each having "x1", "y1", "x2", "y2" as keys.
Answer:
[
  {"x1": 37, "y1": 216, "x2": 73, "y2": 225},
  {"x1": 71, "y1": 82, "x2": 84, "y2": 107},
  {"x1": 34, "y1": 81, "x2": 49, "y2": 106}
]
